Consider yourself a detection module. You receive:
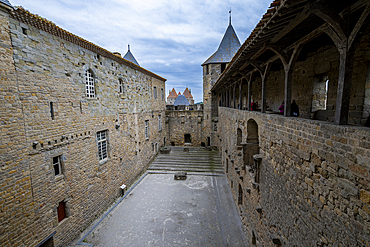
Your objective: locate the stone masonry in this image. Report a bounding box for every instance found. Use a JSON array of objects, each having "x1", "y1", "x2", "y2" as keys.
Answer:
[{"x1": 0, "y1": 6, "x2": 166, "y2": 247}]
